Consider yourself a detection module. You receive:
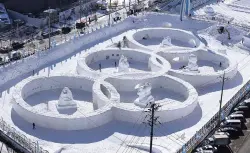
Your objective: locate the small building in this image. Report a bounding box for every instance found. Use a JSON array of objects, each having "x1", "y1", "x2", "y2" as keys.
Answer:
[{"x1": 0, "y1": 3, "x2": 11, "y2": 31}]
